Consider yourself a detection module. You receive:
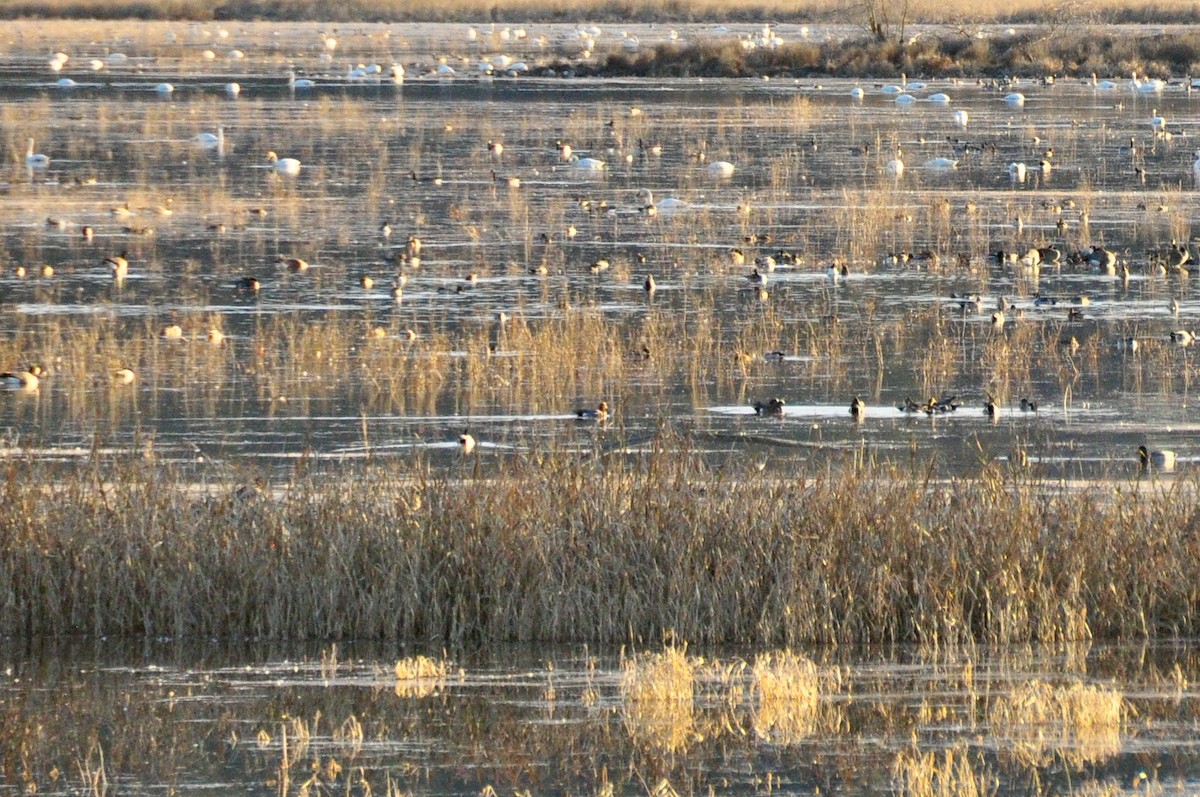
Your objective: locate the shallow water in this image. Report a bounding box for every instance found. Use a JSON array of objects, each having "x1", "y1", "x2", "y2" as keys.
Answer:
[
  {"x1": 3, "y1": 639, "x2": 1200, "y2": 796},
  {"x1": 2, "y1": 22, "x2": 1200, "y2": 477}
]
